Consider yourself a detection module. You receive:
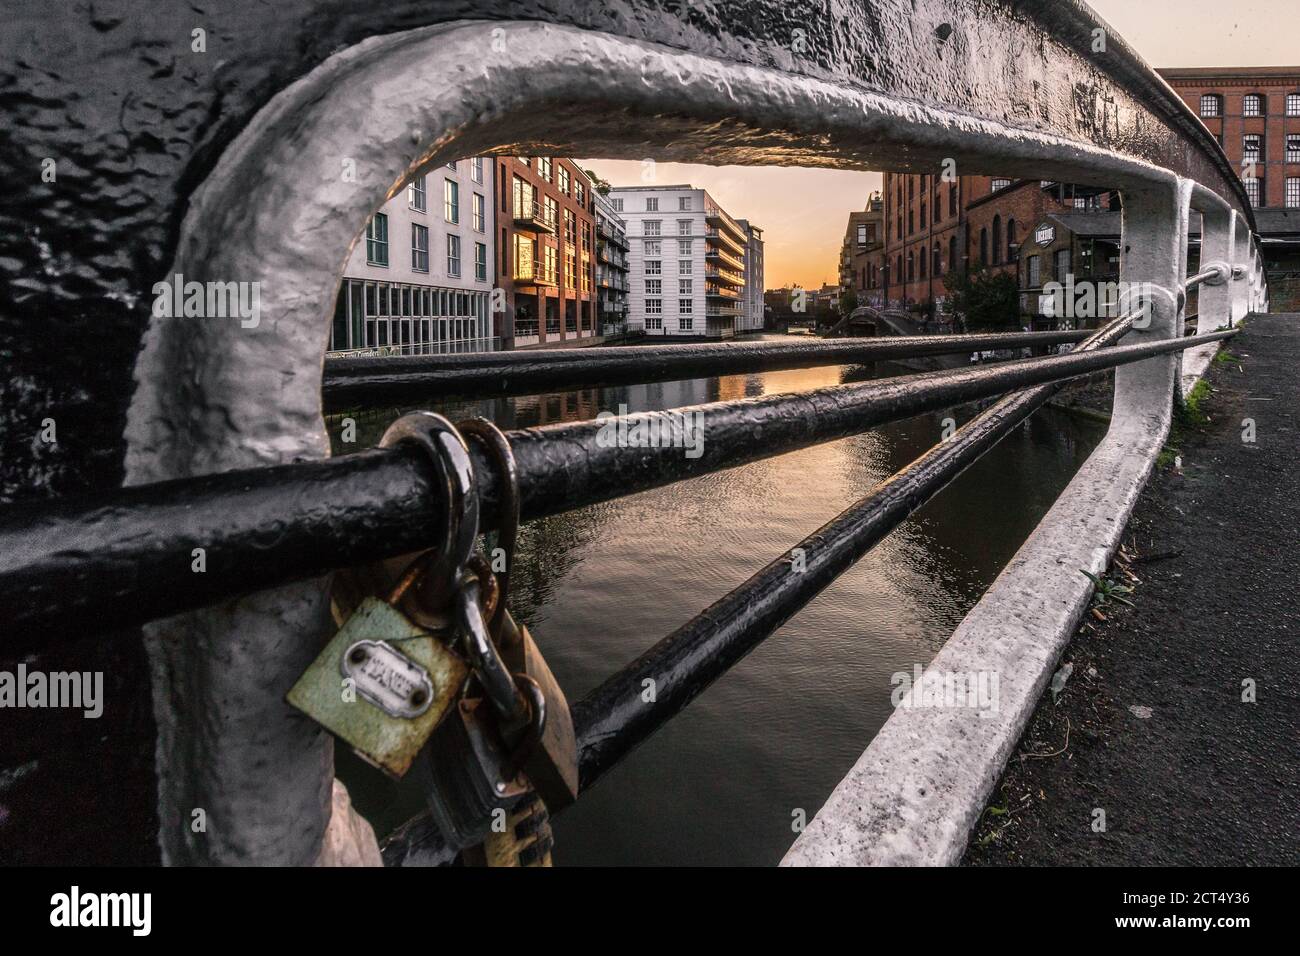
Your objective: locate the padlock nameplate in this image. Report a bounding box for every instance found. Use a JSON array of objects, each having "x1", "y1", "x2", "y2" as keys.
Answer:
[
  {"x1": 287, "y1": 597, "x2": 468, "y2": 778},
  {"x1": 341, "y1": 639, "x2": 434, "y2": 719}
]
